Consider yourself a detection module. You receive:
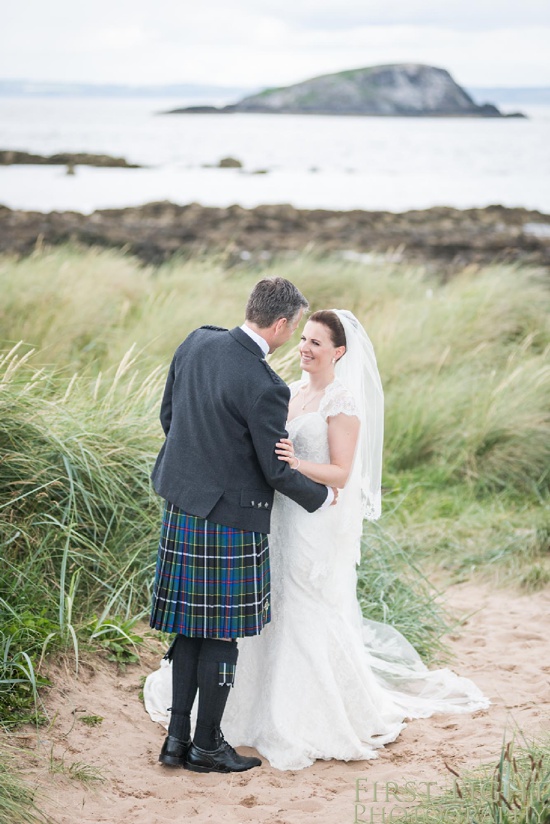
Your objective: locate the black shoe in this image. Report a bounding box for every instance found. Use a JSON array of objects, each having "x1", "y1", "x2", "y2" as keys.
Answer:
[
  {"x1": 185, "y1": 731, "x2": 261, "y2": 773},
  {"x1": 159, "y1": 734, "x2": 191, "y2": 767}
]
